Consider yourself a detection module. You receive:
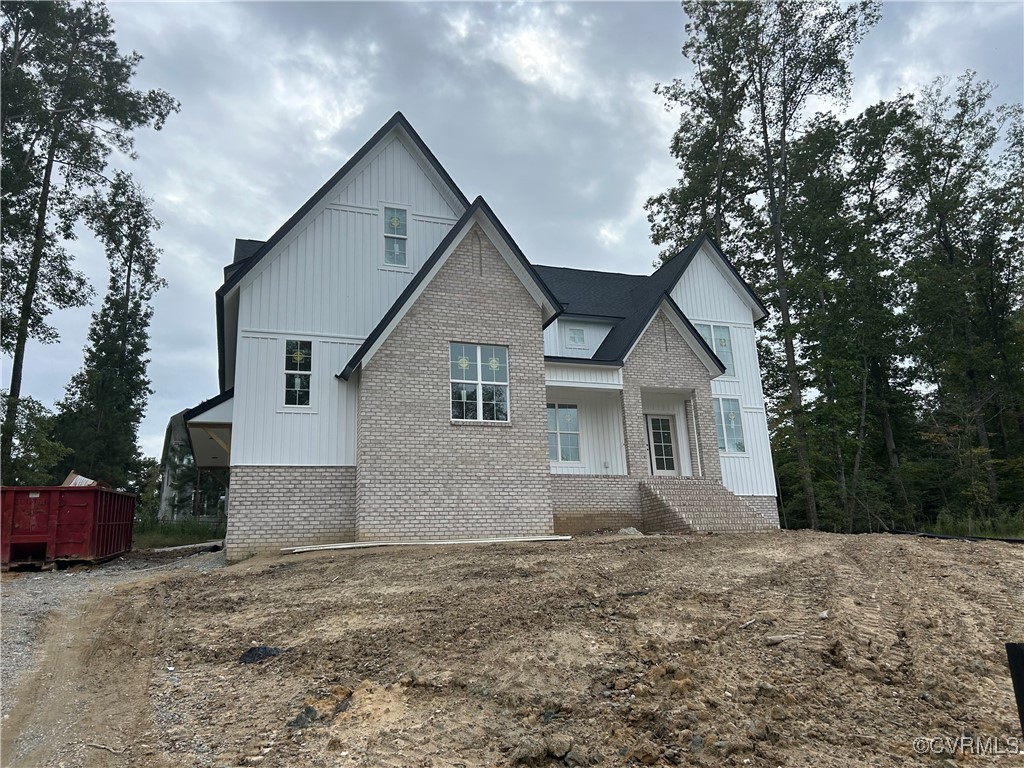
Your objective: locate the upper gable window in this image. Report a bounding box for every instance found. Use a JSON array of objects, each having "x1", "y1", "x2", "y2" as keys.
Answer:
[
  {"x1": 694, "y1": 323, "x2": 735, "y2": 376},
  {"x1": 383, "y1": 206, "x2": 408, "y2": 267},
  {"x1": 566, "y1": 327, "x2": 586, "y2": 348},
  {"x1": 450, "y1": 343, "x2": 509, "y2": 422}
]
